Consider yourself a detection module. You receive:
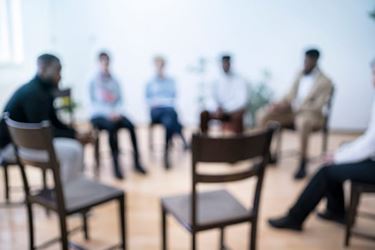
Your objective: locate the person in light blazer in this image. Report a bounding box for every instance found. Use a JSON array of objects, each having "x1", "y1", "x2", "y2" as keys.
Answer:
[
  {"x1": 257, "y1": 49, "x2": 333, "y2": 179},
  {"x1": 268, "y1": 59, "x2": 375, "y2": 231}
]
